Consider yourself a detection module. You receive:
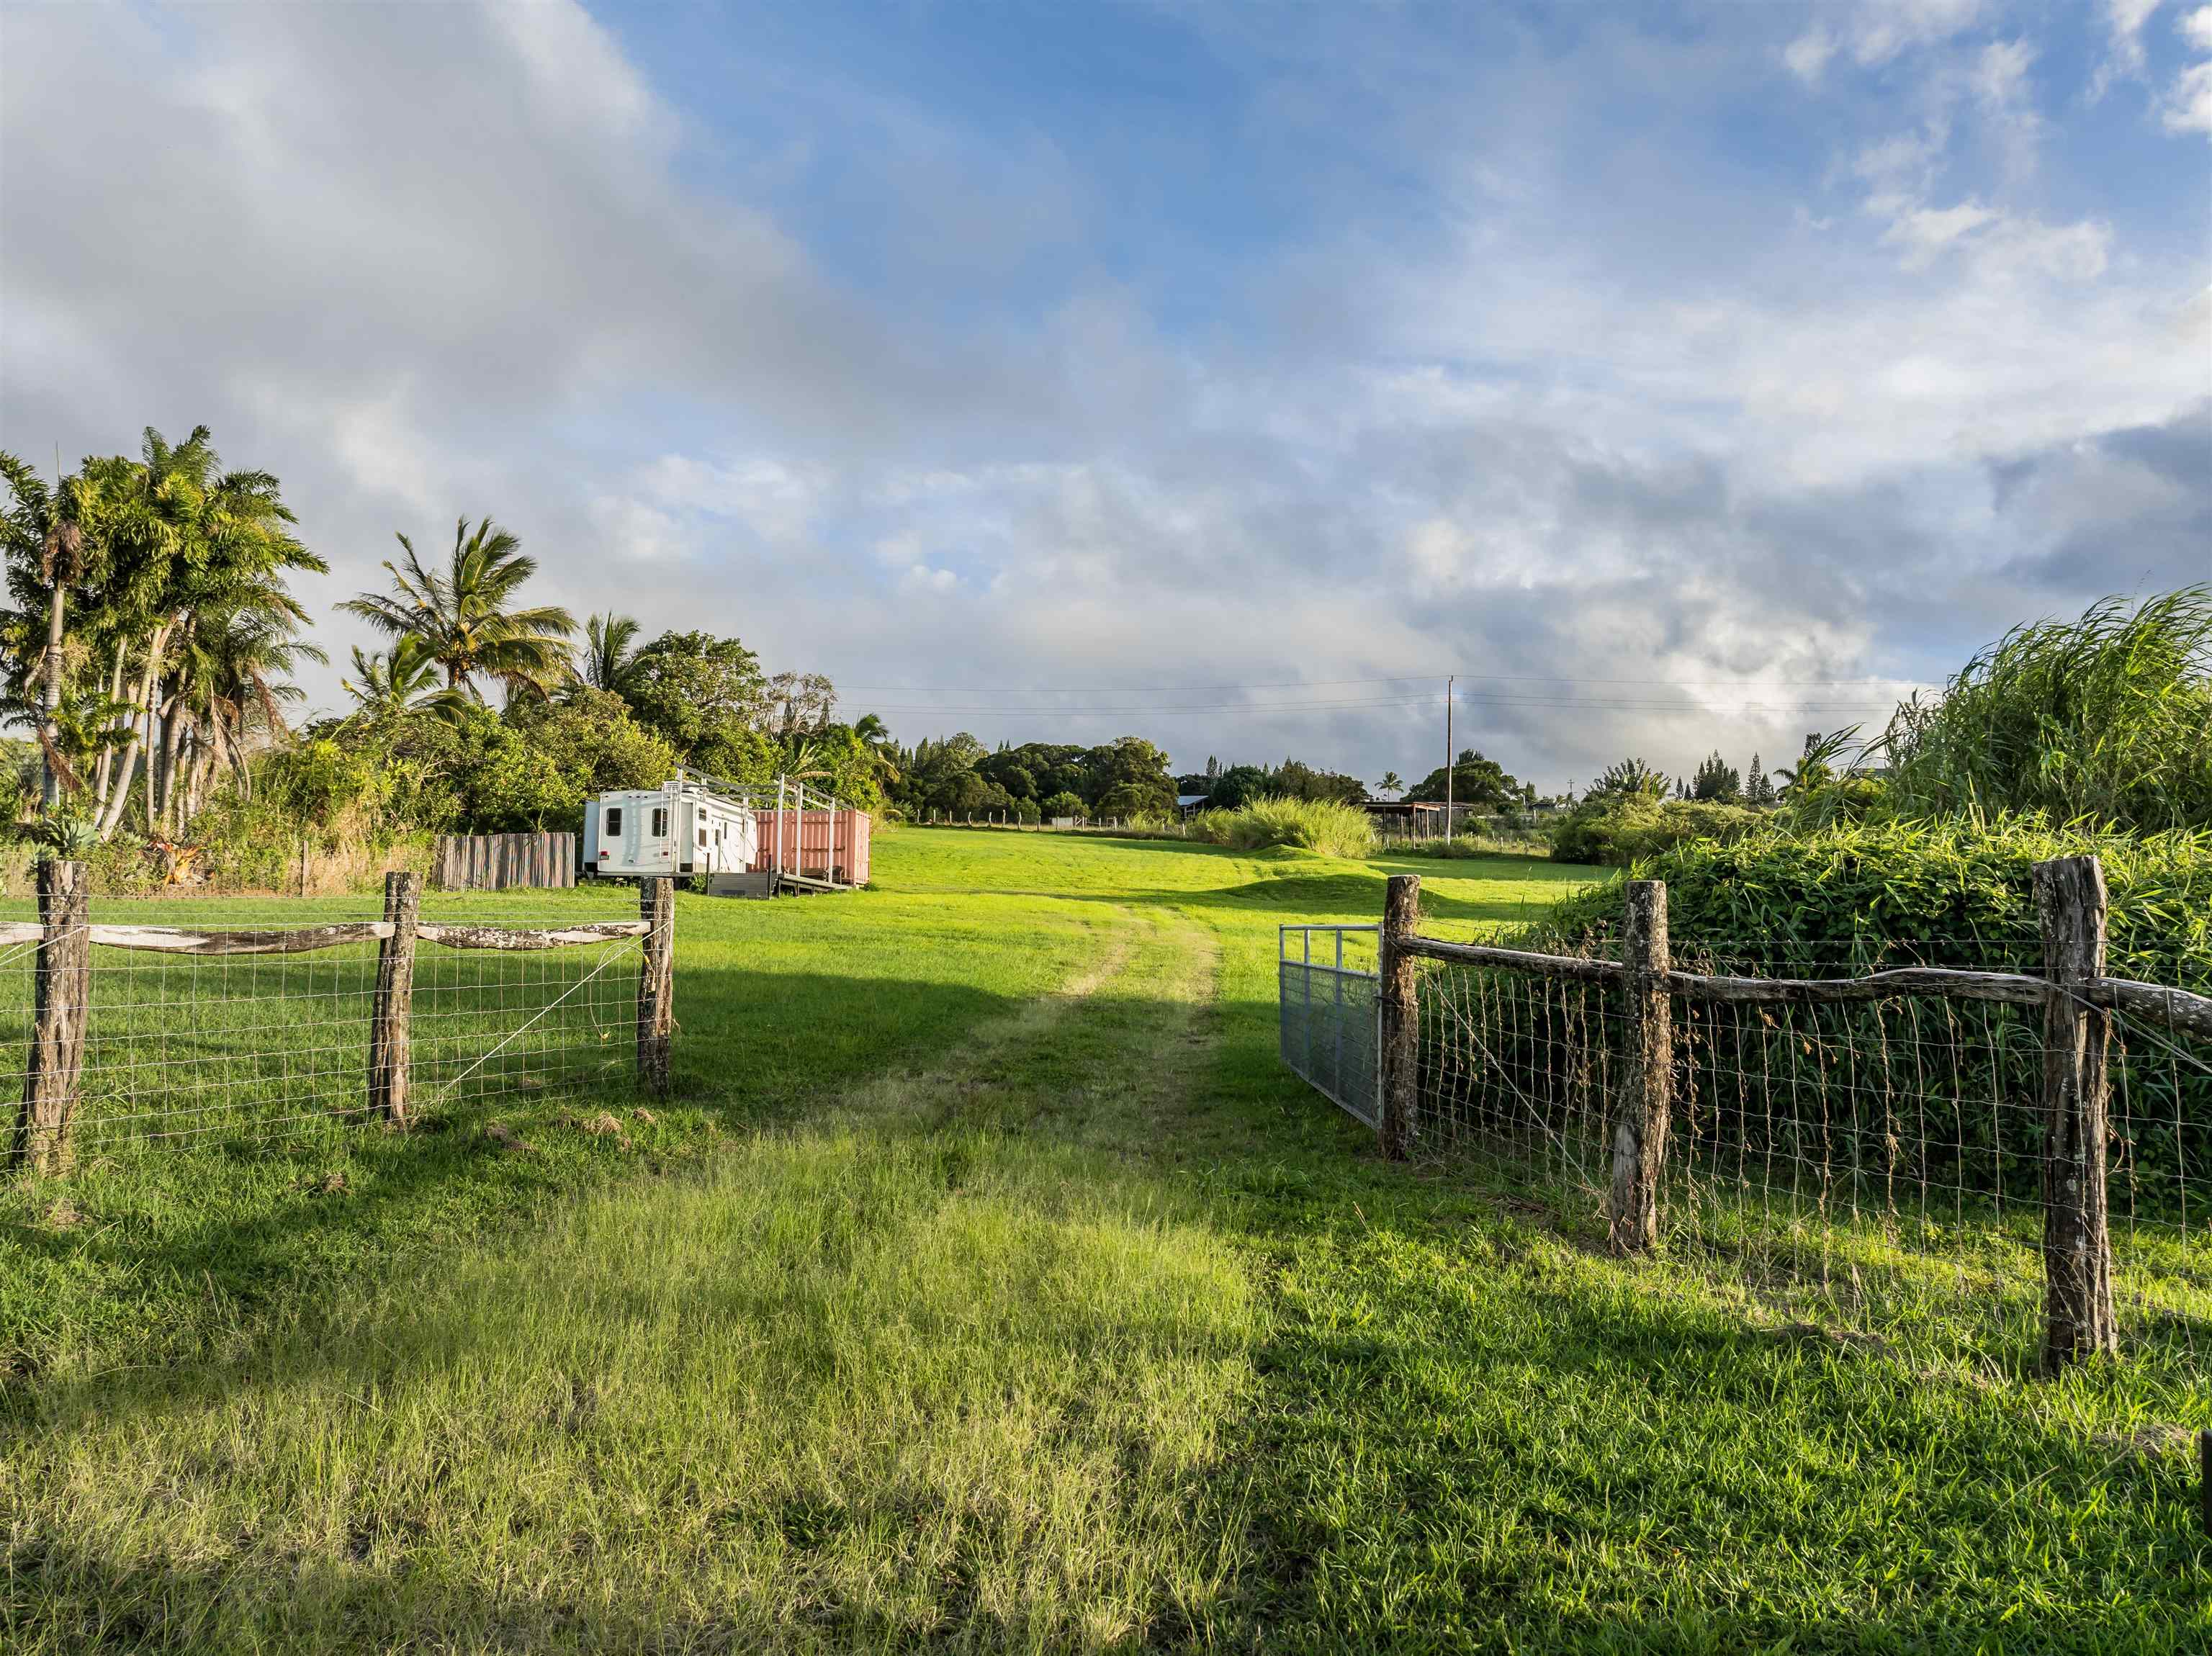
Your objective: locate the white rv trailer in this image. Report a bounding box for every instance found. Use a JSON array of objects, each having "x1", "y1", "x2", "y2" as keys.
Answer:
[{"x1": 583, "y1": 776, "x2": 758, "y2": 878}]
